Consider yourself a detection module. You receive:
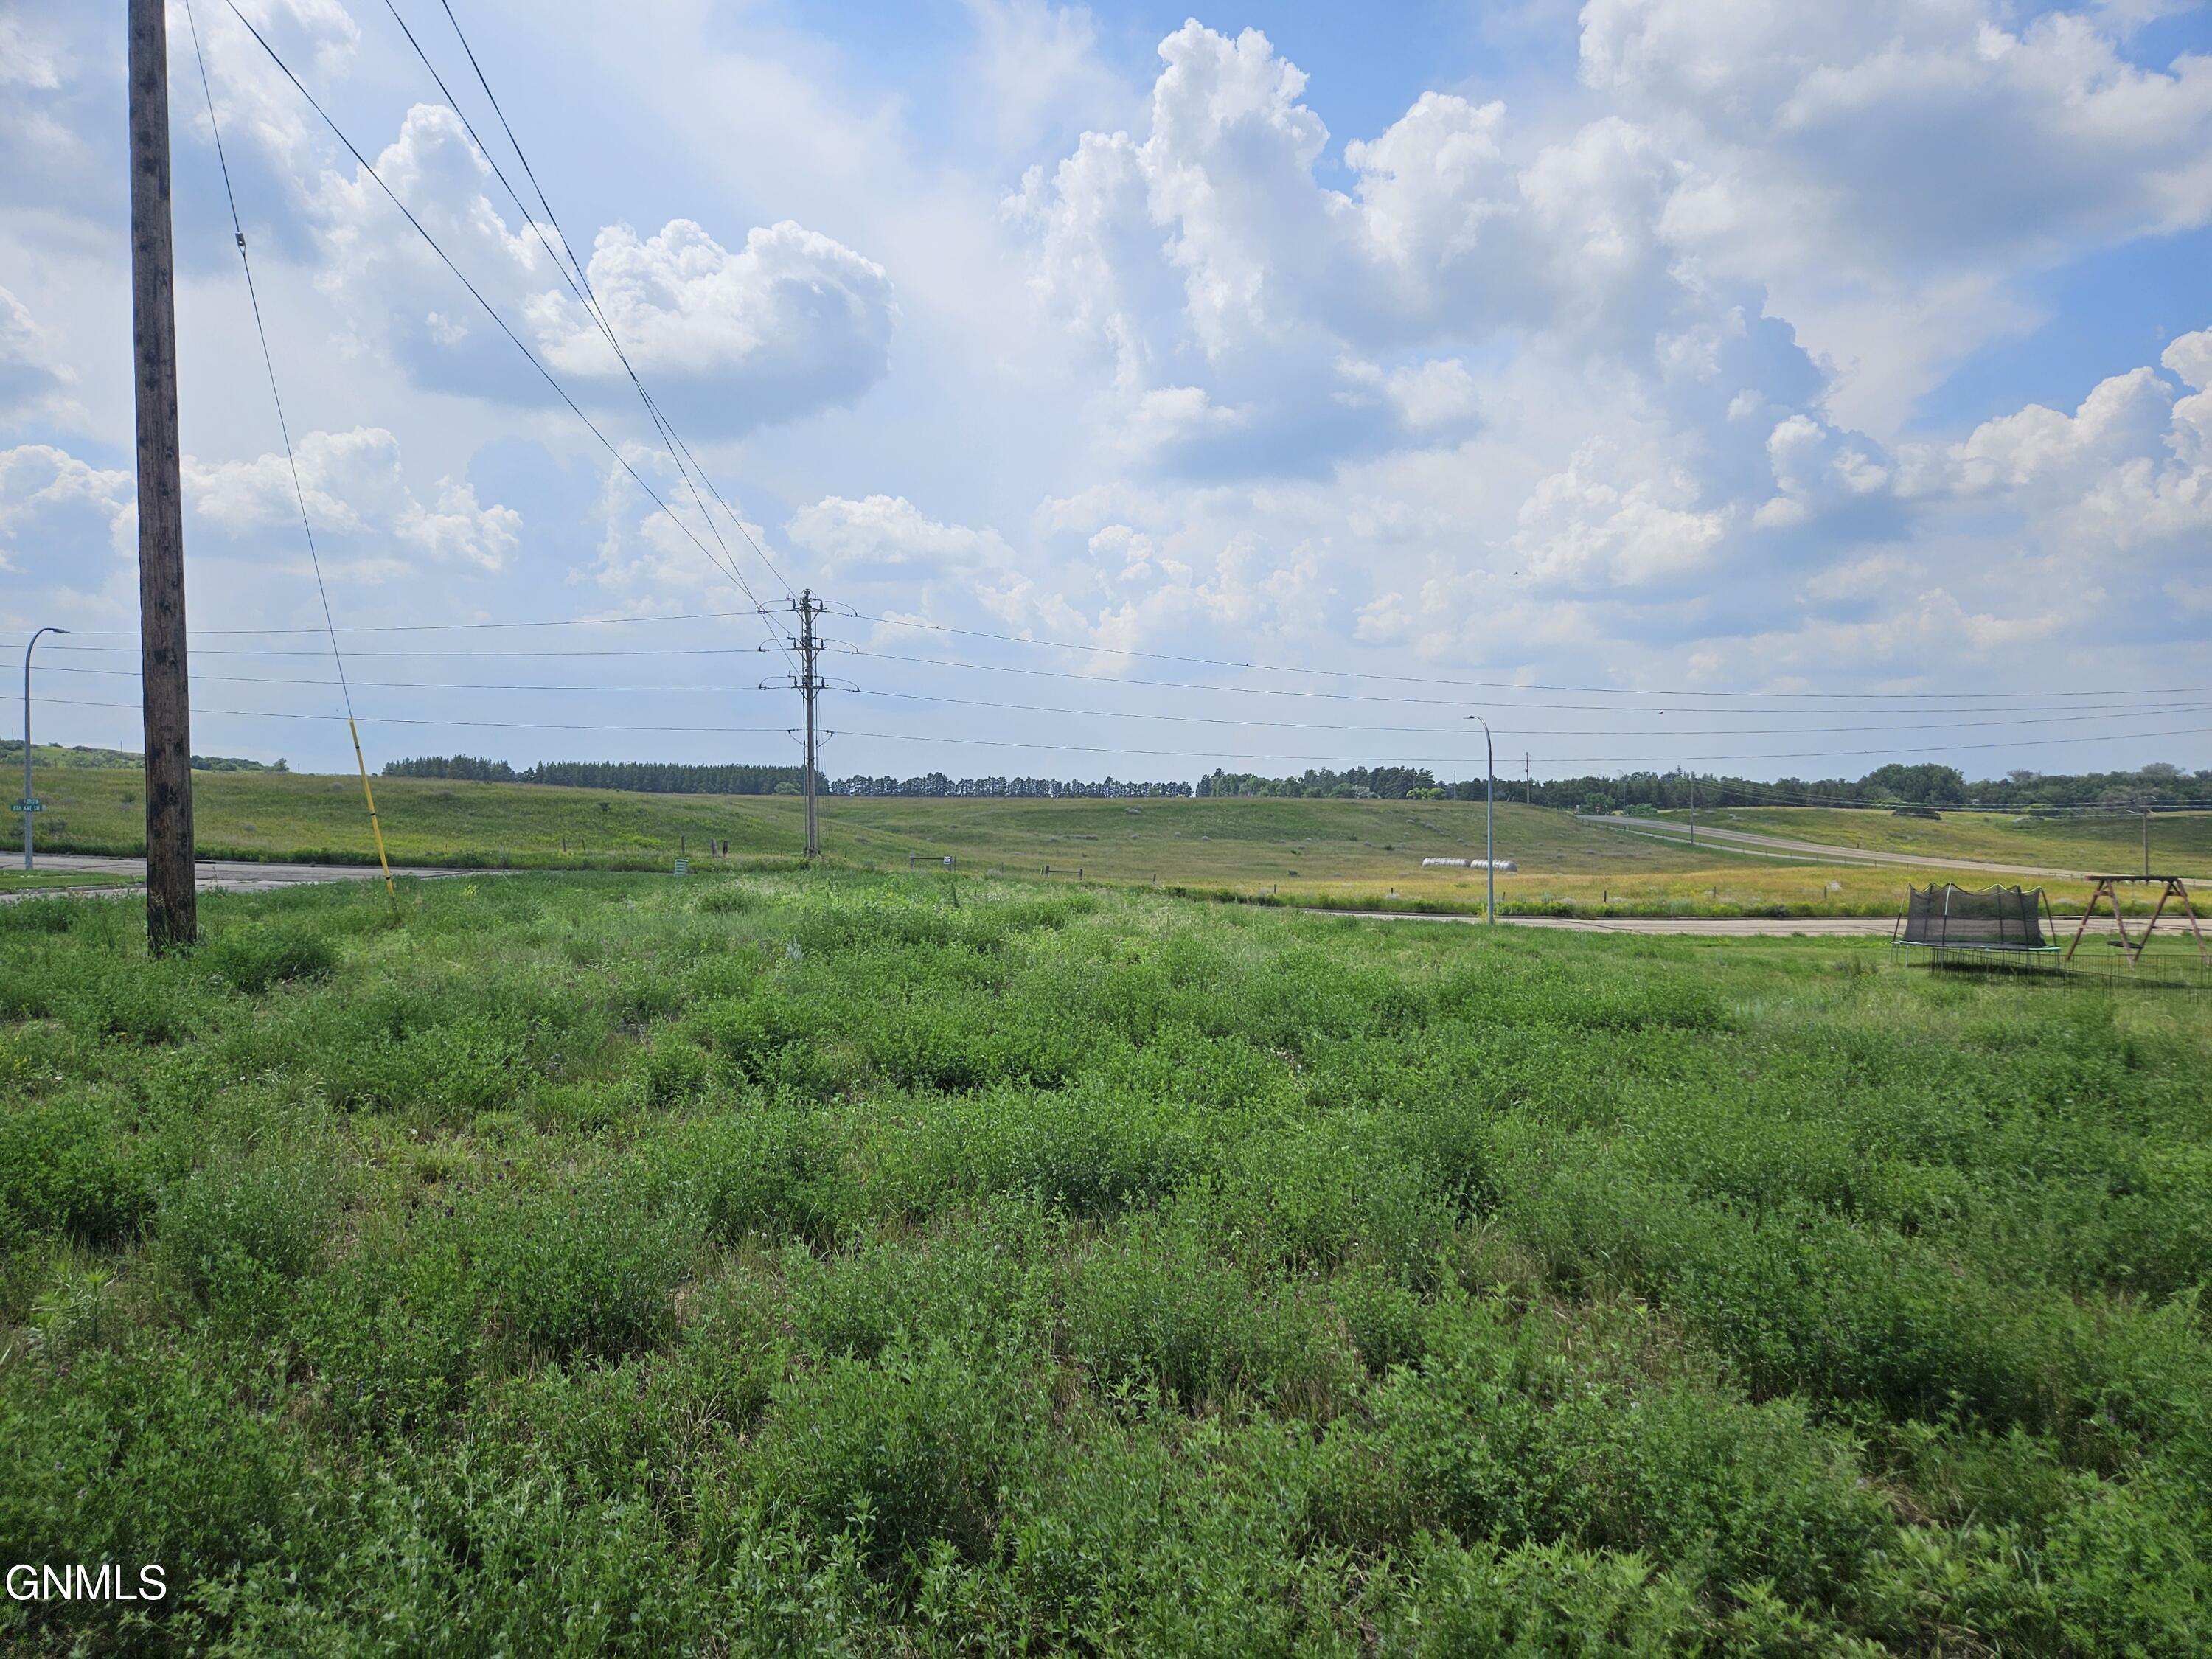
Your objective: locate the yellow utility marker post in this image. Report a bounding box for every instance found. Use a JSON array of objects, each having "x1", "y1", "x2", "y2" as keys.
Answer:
[{"x1": 349, "y1": 717, "x2": 398, "y2": 912}]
